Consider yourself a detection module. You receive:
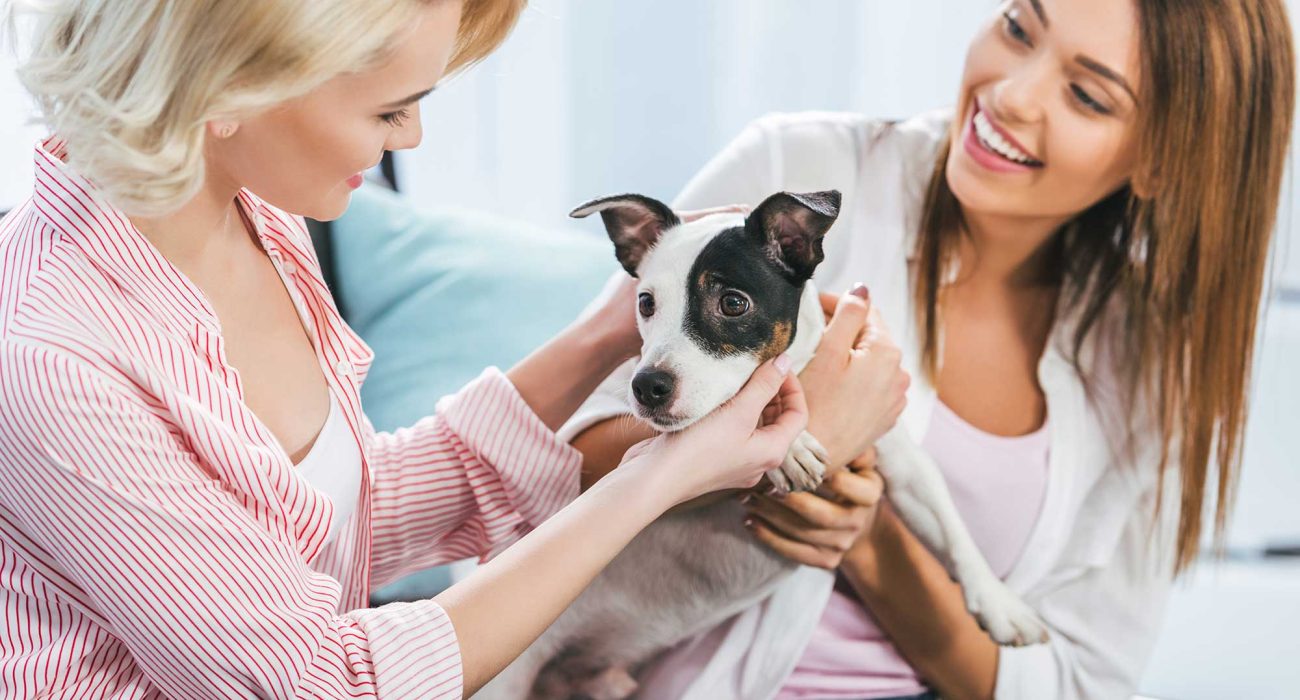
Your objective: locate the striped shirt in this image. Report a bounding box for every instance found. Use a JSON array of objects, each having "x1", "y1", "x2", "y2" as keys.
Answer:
[{"x1": 0, "y1": 137, "x2": 582, "y2": 698}]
